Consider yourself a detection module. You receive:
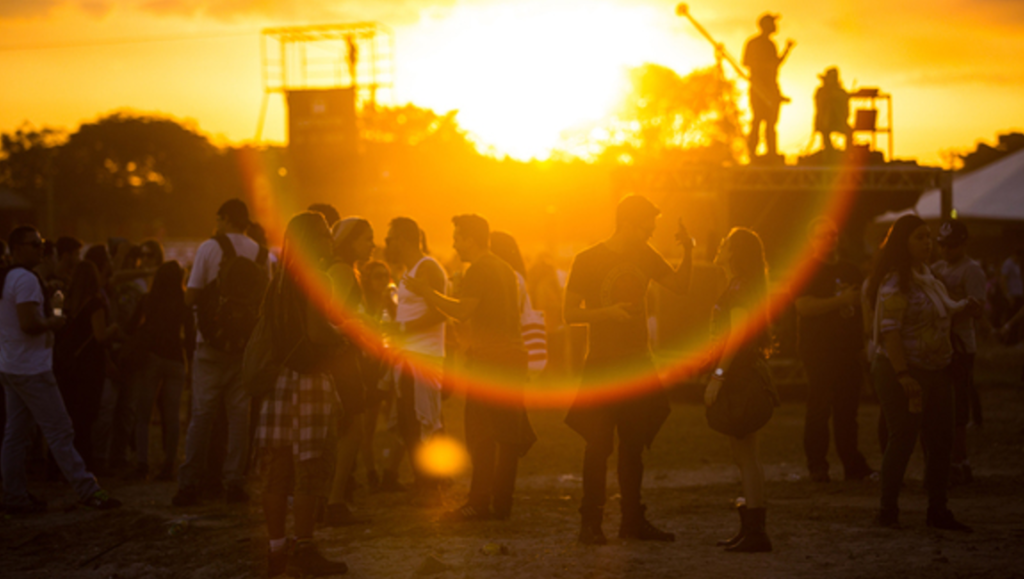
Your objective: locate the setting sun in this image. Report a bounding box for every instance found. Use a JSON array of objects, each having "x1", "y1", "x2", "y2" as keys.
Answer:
[{"x1": 398, "y1": 0, "x2": 706, "y2": 160}]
